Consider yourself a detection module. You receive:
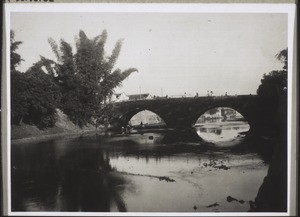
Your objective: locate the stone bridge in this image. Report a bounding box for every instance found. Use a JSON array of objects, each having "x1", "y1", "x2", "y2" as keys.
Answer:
[{"x1": 108, "y1": 95, "x2": 280, "y2": 133}]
